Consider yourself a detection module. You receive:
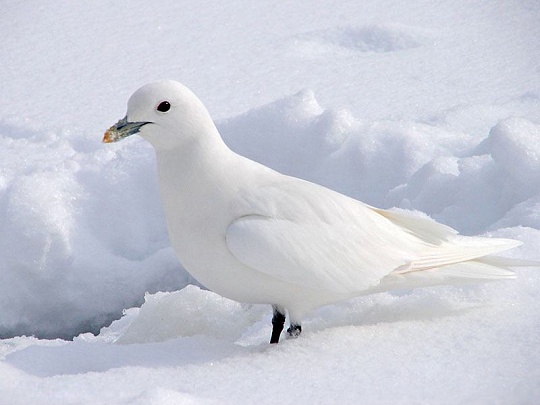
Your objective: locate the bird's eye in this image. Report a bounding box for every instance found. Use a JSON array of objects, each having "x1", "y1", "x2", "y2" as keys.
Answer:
[{"x1": 157, "y1": 101, "x2": 171, "y2": 112}]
